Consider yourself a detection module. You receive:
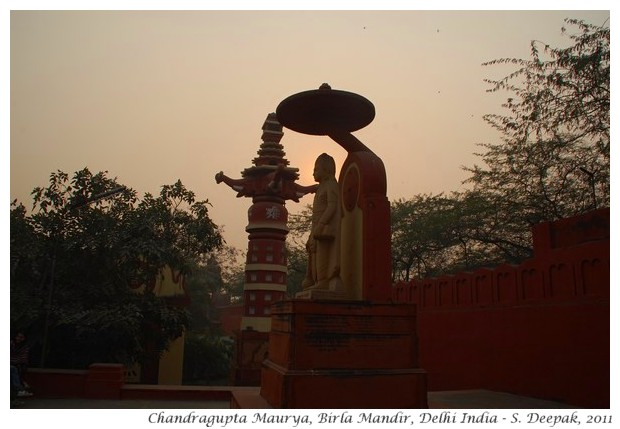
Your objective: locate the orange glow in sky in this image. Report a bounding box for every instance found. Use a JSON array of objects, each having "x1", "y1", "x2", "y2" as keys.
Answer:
[{"x1": 9, "y1": 9, "x2": 611, "y2": 250}]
